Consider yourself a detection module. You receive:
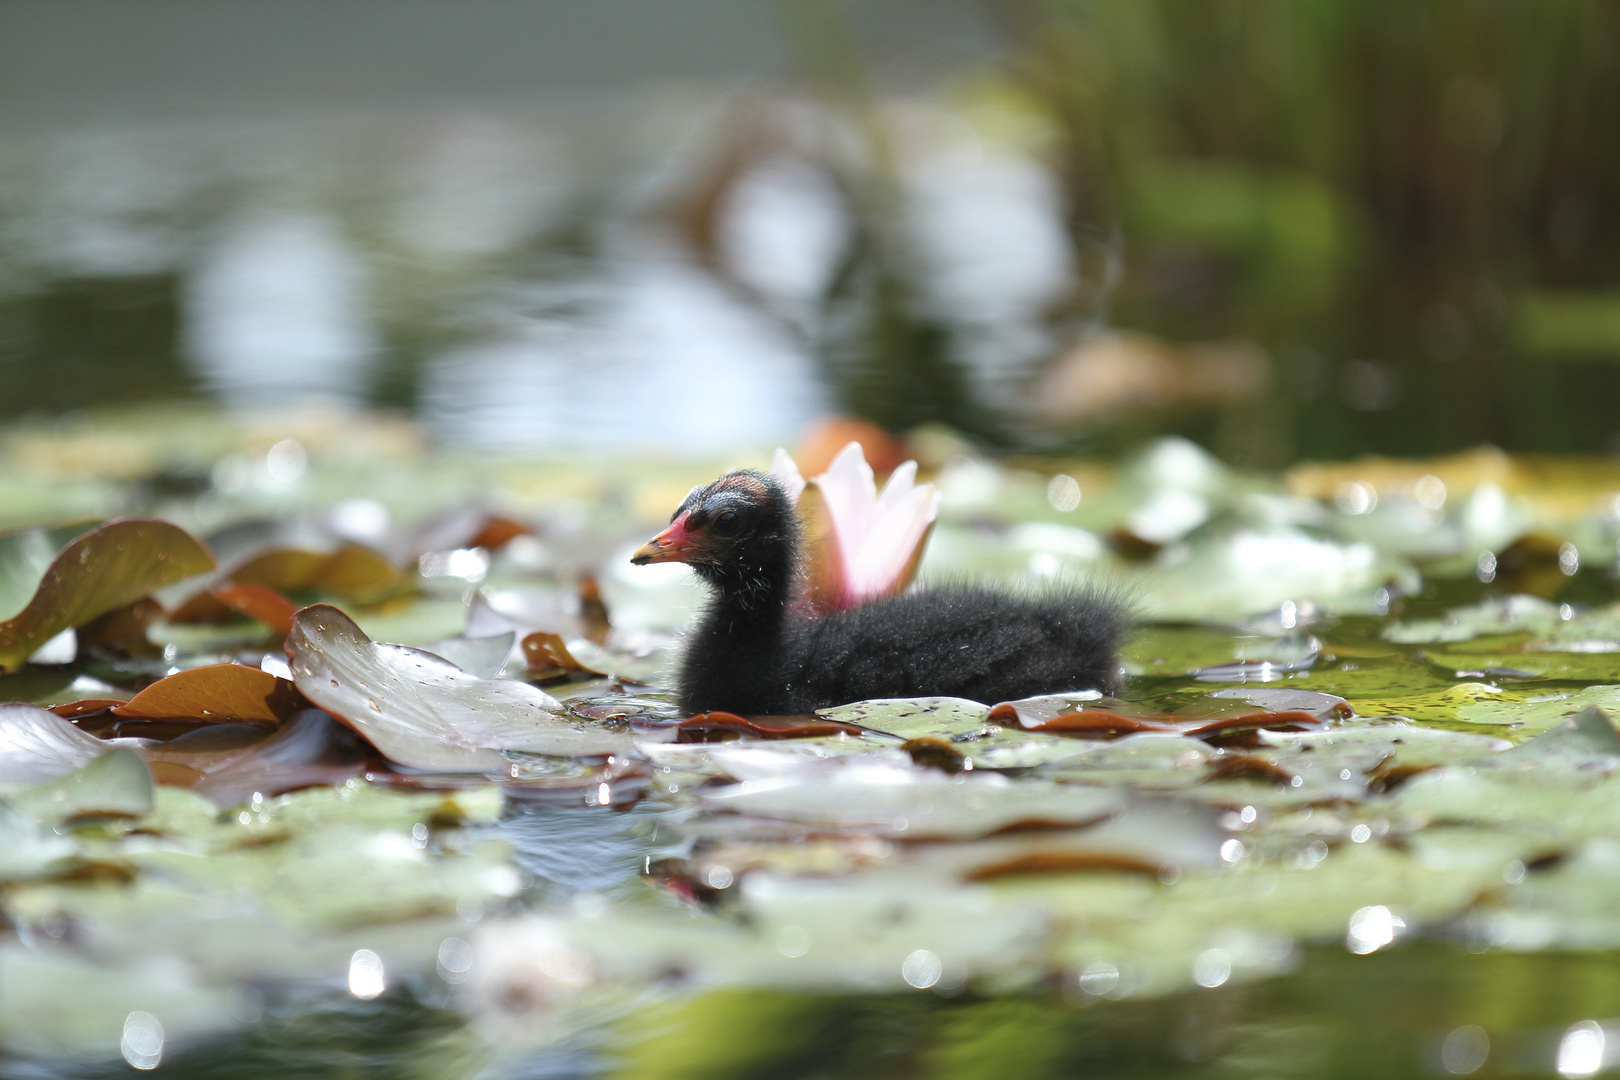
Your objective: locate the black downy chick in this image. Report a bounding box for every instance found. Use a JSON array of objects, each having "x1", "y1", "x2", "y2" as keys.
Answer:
[{"x1": 632, "y1": 470, "x2": 1130, "y2": 715}]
